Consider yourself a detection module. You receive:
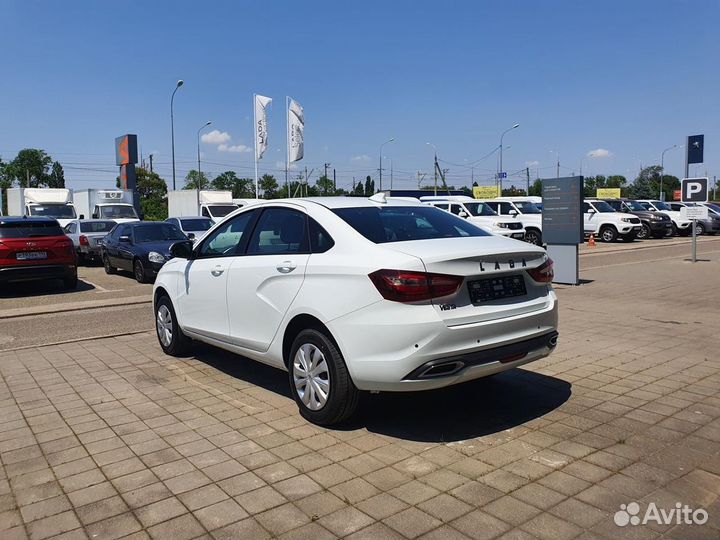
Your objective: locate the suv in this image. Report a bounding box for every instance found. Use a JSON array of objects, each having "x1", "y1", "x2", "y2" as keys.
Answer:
[
  {"x1": 480, "y1": 197, "x2": 543, "y2": 245},
  {"x1": 636, "y1": 200, "x2": 692, "y2": 236},
  {"x1": 583, "y1": 199, "x2": 641, "y2": 242},
  {"x1": 0, "y1": 217, "x2": 78, "y2": 289},
  {"x1": 601, "y1": 198, "x2": 673, "y2": 239},
  {"x1": 665, "y1": 202, "x2": 720, "y2": 236},
  {"x1": 420, "y1": 196, "x2": 526, "y2": 240}
]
